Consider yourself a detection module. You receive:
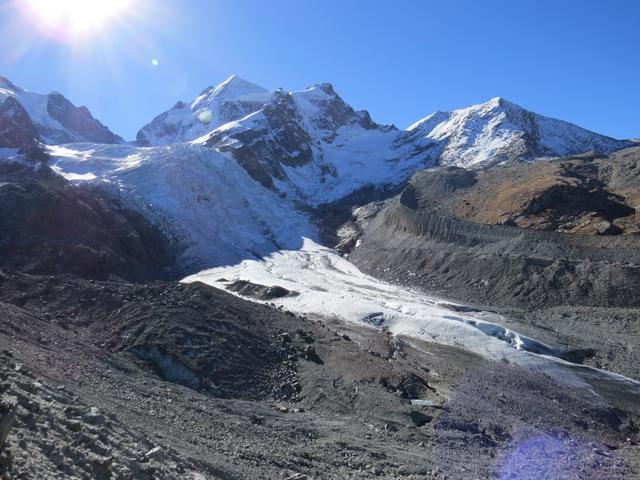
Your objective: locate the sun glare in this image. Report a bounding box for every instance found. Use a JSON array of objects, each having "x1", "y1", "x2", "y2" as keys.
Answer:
[{"x1": 19, "y1": 0, "x2": 131, "y2": 39}]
